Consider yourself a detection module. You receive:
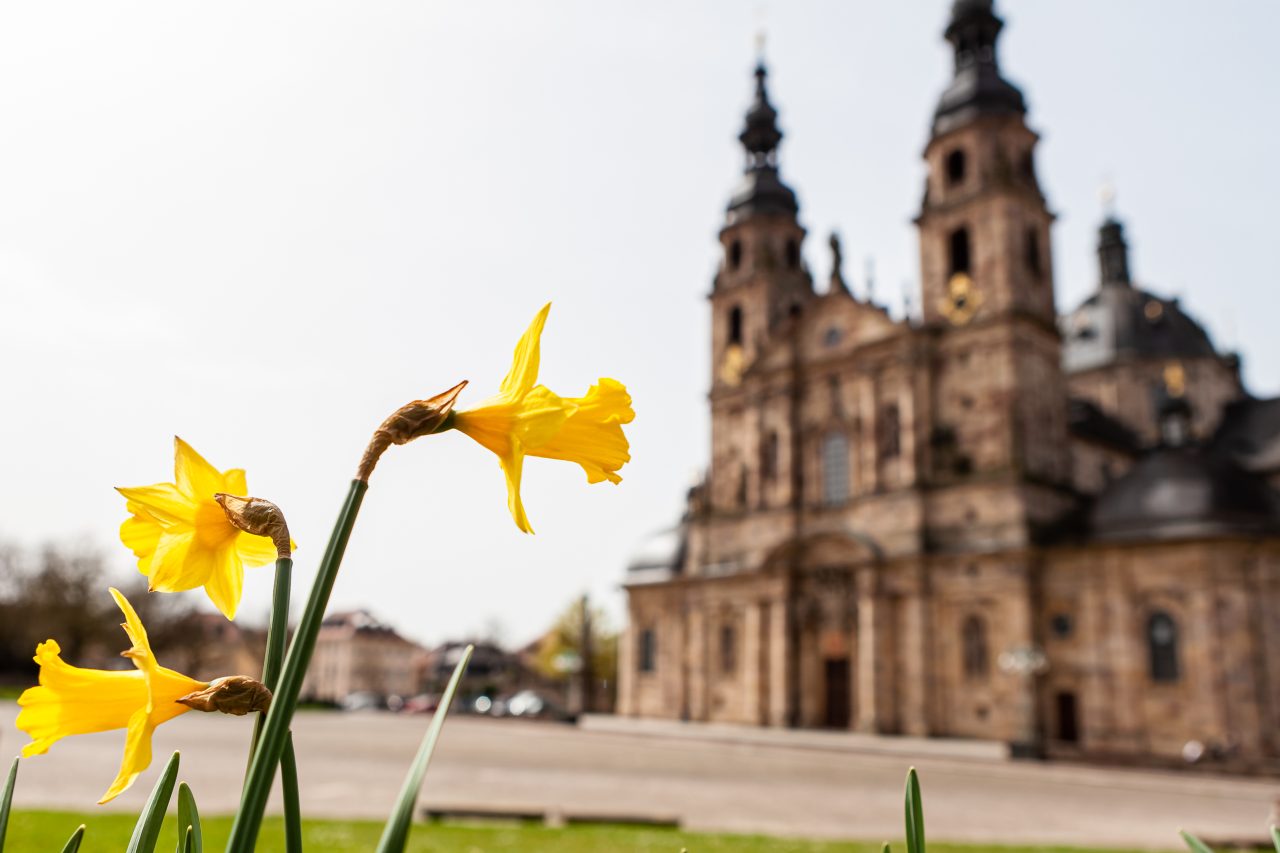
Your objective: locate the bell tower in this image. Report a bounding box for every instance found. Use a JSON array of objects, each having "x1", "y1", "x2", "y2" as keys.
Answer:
[
  {"x1": 710, "y1": 60, "x2": 813, "y2": 392},
  {"x1": 916, "y1": 0, "x2": 1071, "y2": 535}
]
